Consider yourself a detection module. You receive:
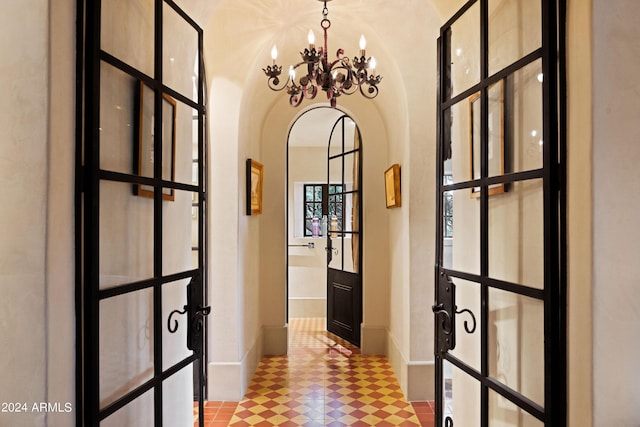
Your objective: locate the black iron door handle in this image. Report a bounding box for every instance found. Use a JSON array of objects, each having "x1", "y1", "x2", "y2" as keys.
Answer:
[
  {"x1": 166, "y1": 276, "x2": 210, "y2": 354},
  {"x1": 433, "y1": 268, "x2": 477, "y2": 354},
  {"x1": 168, "y1": 306, "x2": 188, "y2": 333}
]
